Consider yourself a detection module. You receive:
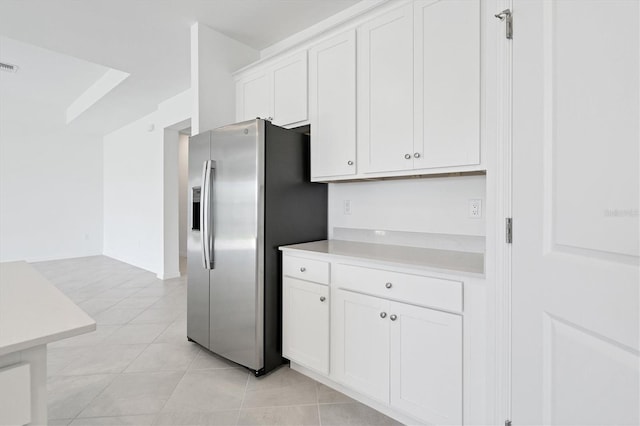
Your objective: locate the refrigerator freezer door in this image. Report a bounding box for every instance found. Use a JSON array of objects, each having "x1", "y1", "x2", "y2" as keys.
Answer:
[
  {"x1": 187, "y1": 131, "x2": 212, "y2": 348},
  {"x1": 209, "y1": 120, "x2": 265, "y2": 371}
]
